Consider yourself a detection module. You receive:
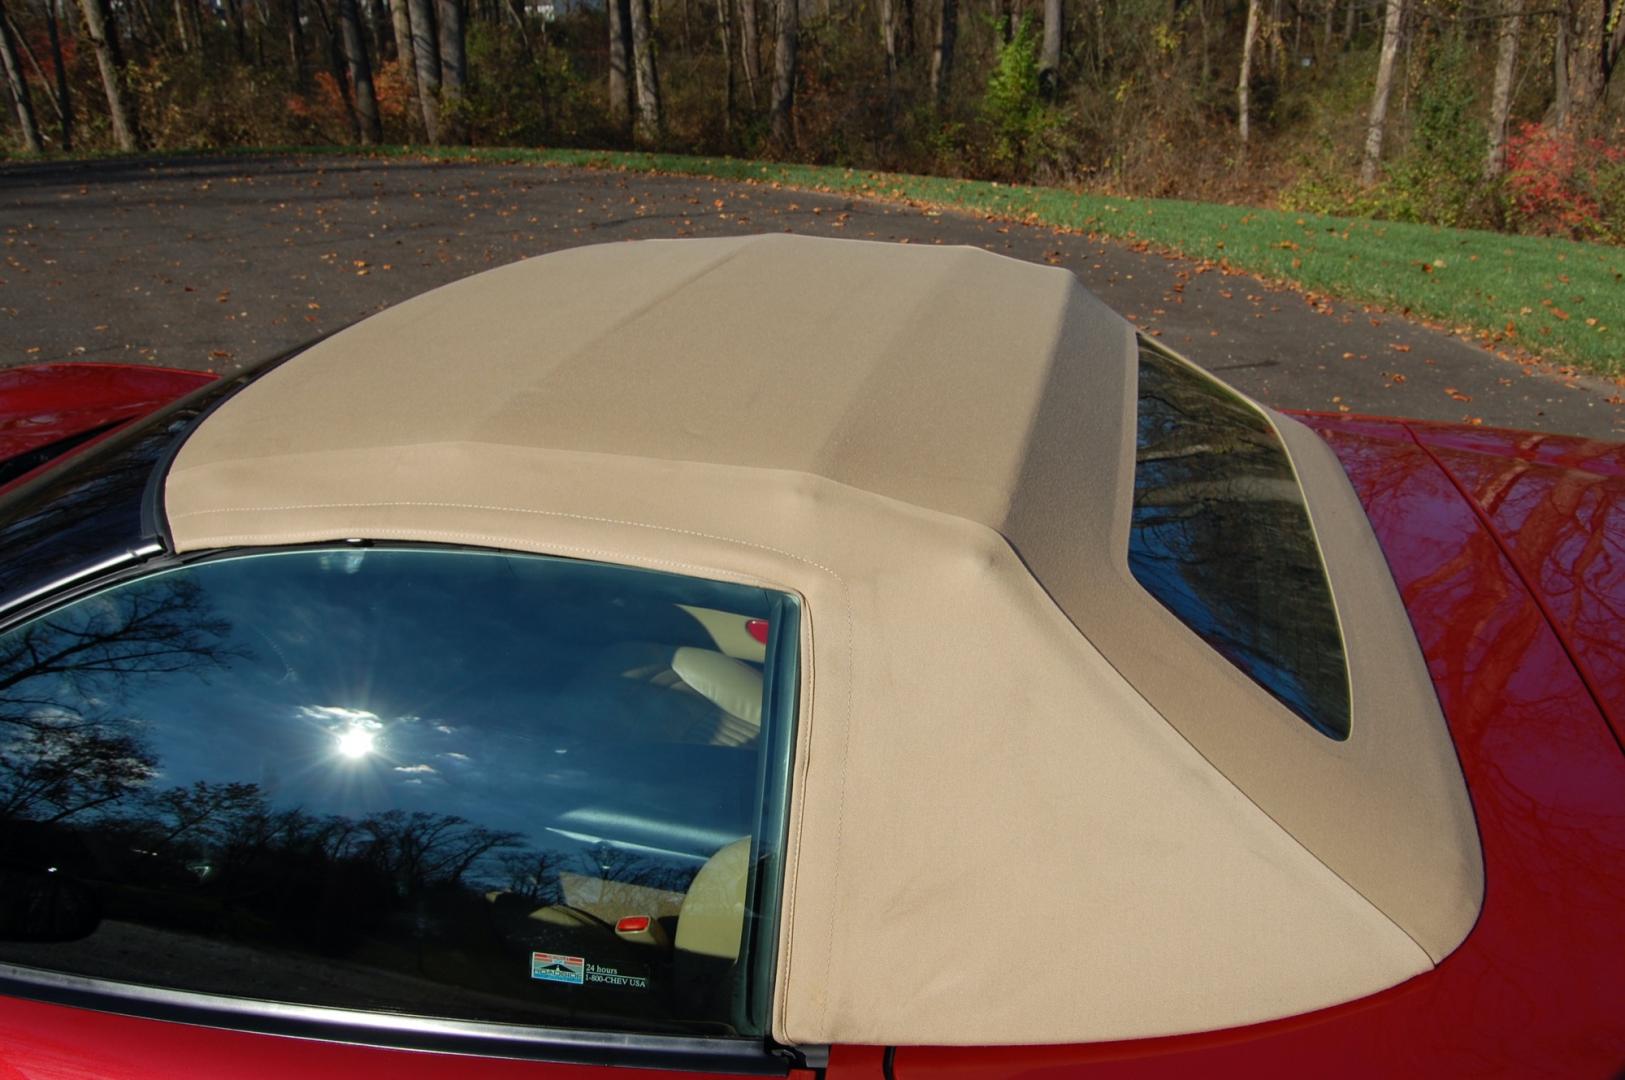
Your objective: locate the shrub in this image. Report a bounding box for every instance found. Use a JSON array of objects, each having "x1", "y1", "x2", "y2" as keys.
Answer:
[
  {"x1": 1504, "y1": 121, "x2": 1625, "y2": 242},
  {"x1": 976, "y1": 17, "x2": 1077, "y2": 180},
  {"x1": 1382, "y1": 36, "x2": 1489, "y2": 228}
]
